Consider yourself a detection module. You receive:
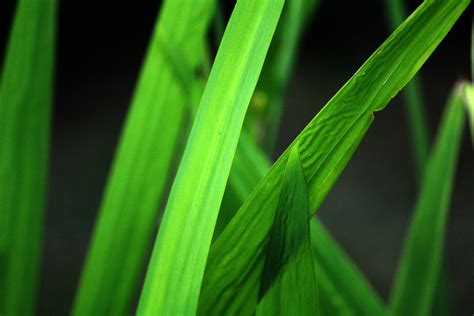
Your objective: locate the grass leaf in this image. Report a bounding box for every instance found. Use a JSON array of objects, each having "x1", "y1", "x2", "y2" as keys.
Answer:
[
  {"x1": 72, "y1": 1, "x2": 215, "y2": 314},
  {"x1": 0, "y1": 0, "x2": 57, "y2": 314},
  {"x1": 214, "y1": 0, "x2": 319, "y2": 239},
  {"x1": 199, "y1": 1, "x2": 469, "y2": 313},
  {"x1": 136, "y1": 1, "x2": 284, "y2": 314},
  {"x1": 464, "y1": 84, "x2": 474, "y2": 141},
  {"x1": 256, "y1": 145, "x2": 319, "y2": 316},
  {"x1": 214, "y1": 119, "x2": 385, "y2": 315},
  {"x1": 251, "y1": 0, "x2": 320, "y2": 153},
  {"x1": 213, "y1": 132, "x2": 271, "y2": 240},
  {"x1": 389, "y1": 83, "x2": 468, "y2": 316}
]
